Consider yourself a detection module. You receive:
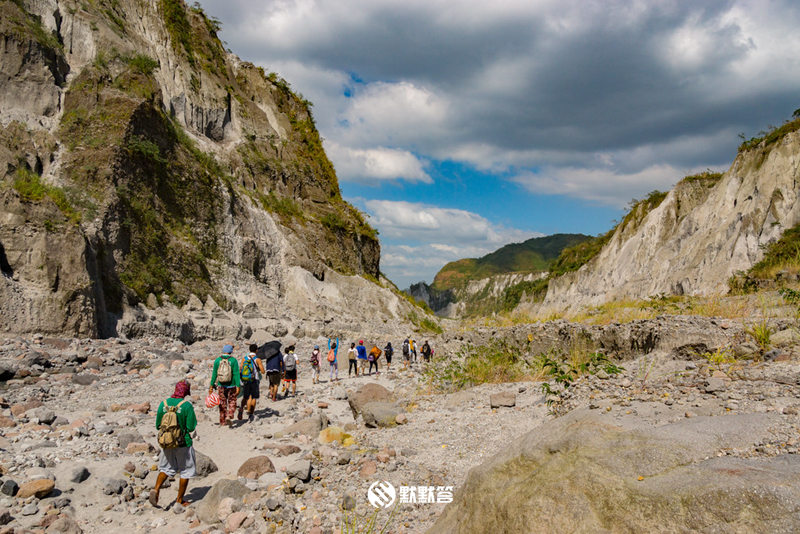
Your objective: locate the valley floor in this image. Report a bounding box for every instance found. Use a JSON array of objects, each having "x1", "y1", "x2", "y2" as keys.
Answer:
[{"x1": 1, "y1": 314, "x2": 800, "y2": 532}]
